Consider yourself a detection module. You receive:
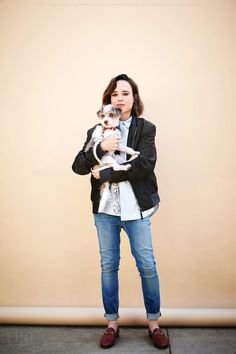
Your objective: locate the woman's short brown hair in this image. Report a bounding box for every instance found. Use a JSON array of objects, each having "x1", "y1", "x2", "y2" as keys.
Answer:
[{"x1": 102, "y1": 74, "x2": 144, "y2": 117}]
